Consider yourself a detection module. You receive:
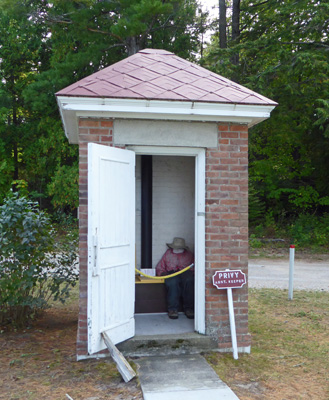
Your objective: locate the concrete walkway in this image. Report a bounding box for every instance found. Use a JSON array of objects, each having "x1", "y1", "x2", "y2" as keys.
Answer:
[{"x1": 136, "y1": 354, "x2": 240, "y2": 400}]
